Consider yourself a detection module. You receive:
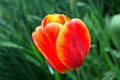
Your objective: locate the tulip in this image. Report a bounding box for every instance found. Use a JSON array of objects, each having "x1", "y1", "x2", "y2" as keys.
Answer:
[{"x1": 32, "y1": 14, "x2": 91, "y2": 73}]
